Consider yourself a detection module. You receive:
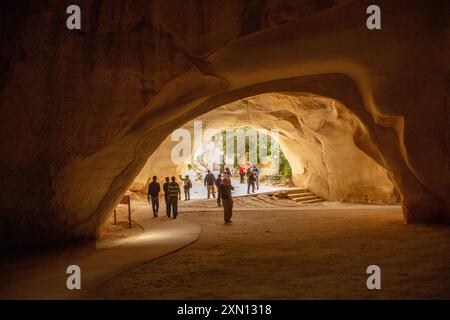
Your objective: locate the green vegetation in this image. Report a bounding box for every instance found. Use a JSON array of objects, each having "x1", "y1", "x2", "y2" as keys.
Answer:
[
  {"x1": 279, "y1": 152, "x2": 292, "y2": 178},
  {"x1": 217, "y1": 127, "x2": 292, "y2": 178}
]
